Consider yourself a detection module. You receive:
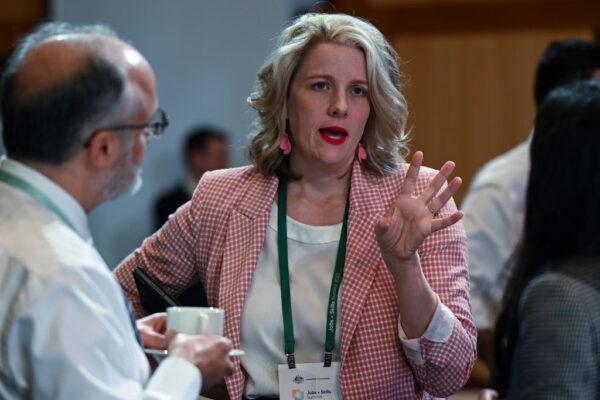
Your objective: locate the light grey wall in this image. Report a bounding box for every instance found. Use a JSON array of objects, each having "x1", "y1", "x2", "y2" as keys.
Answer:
[{"x1": 53, "y1": 0, "x2": 290, "y2": 267}]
